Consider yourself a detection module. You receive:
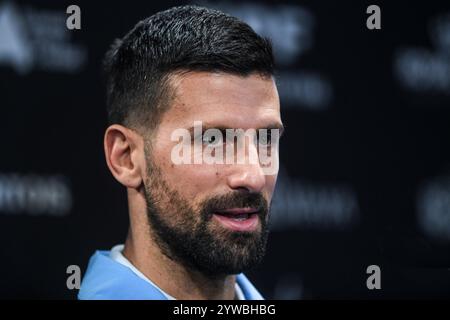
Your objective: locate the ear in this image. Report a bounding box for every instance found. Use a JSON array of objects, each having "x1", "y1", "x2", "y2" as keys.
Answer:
[{"x1": 104, "y1": 124, "x2": 144, "y2": 189}]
